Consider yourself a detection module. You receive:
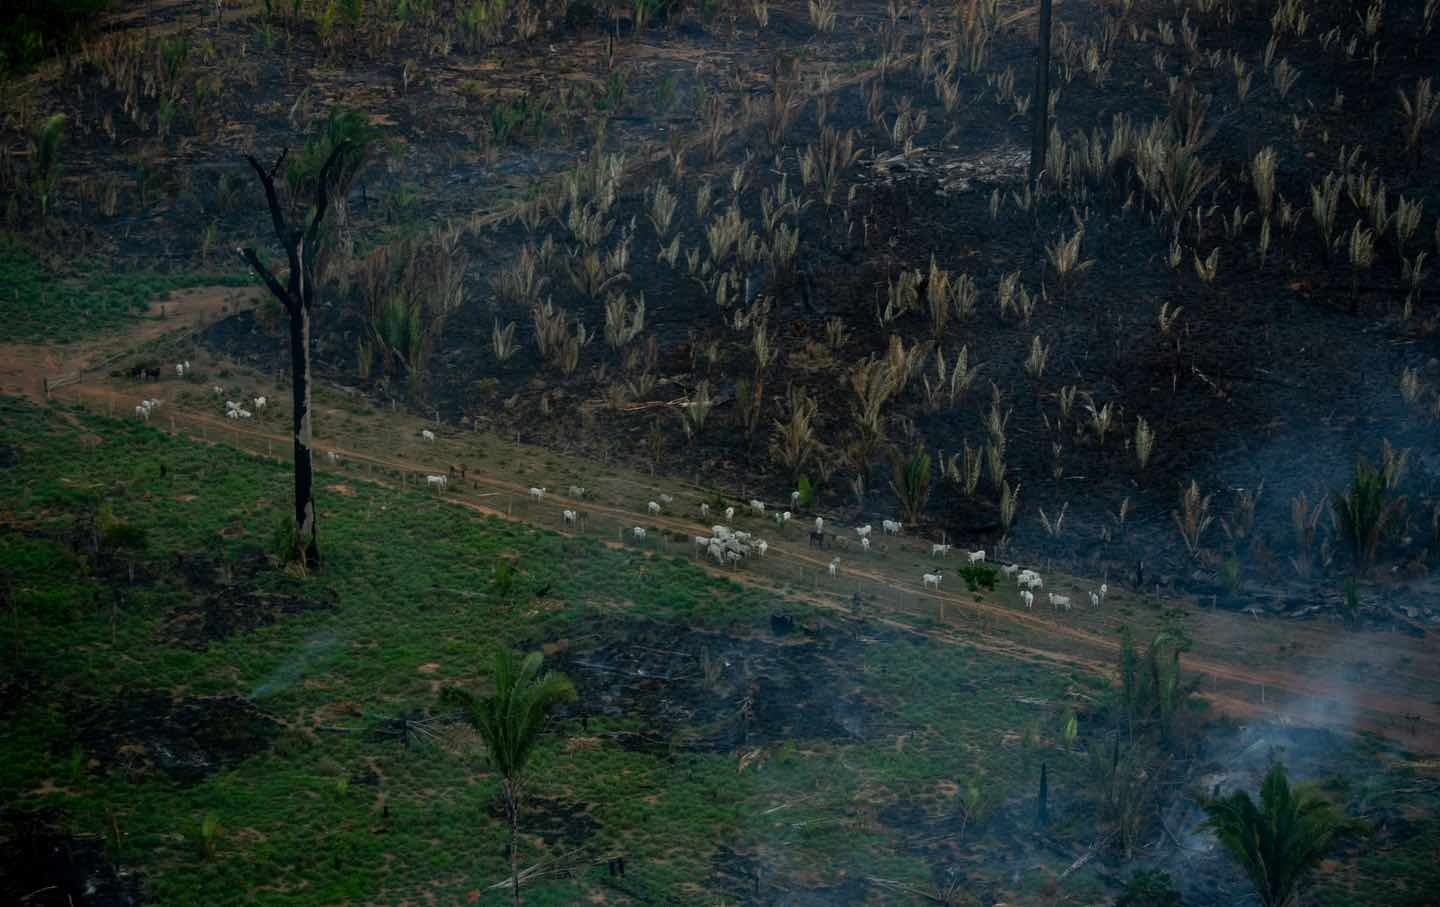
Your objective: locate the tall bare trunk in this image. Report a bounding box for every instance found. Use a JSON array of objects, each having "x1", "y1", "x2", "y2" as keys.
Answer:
[
  {"x1": 290, "y1": 301, "x2": 320, "y2": 571},
  {"x1": 239, "y1": 142, "x2": 351, "y2": 574},
  {"x1": 1029, "y1": 0, "x2": 1053, "y2": 186},
  {"x1": 507, "y1": 782, "x2": 522, "y2": 907}
]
